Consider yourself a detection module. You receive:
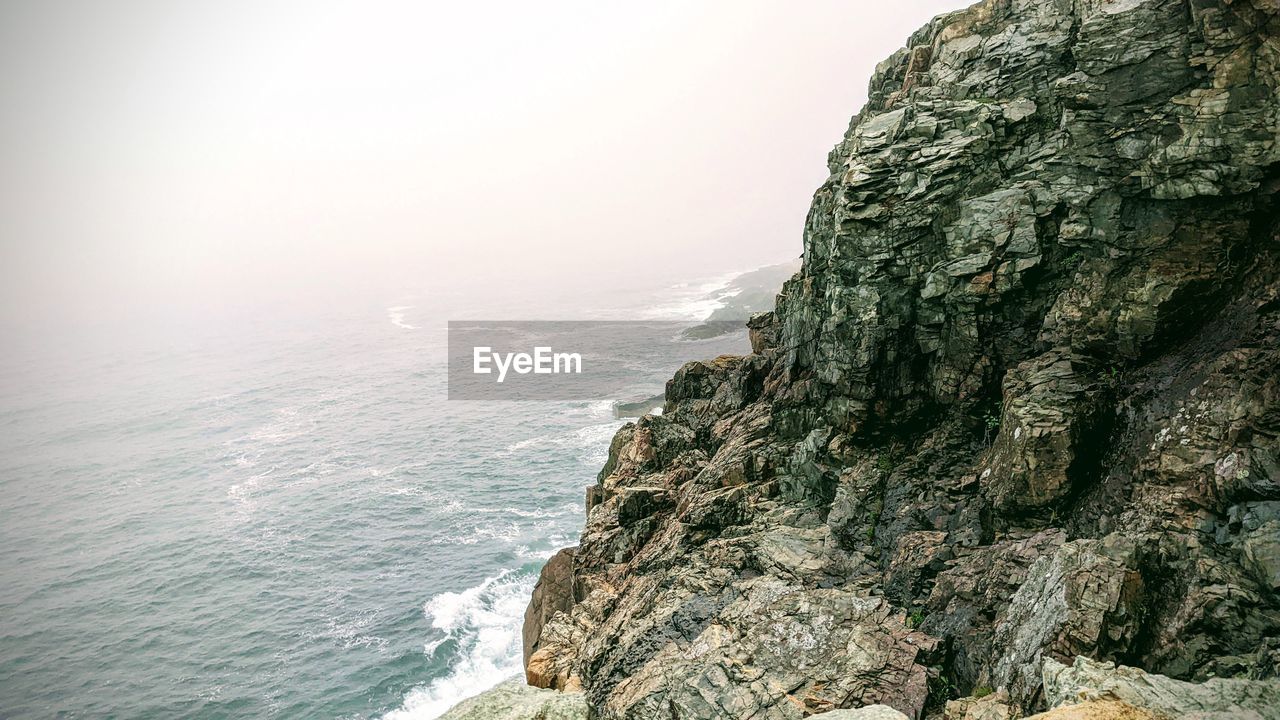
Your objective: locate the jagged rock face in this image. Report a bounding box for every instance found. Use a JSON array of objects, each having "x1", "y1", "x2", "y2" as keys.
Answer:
[
  {"x1": 523, "y1": 547, "x2": 579, "y2": 689},
  {"x1": 524, "y1": 0, "x2": 1280, "y2": 718}
]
